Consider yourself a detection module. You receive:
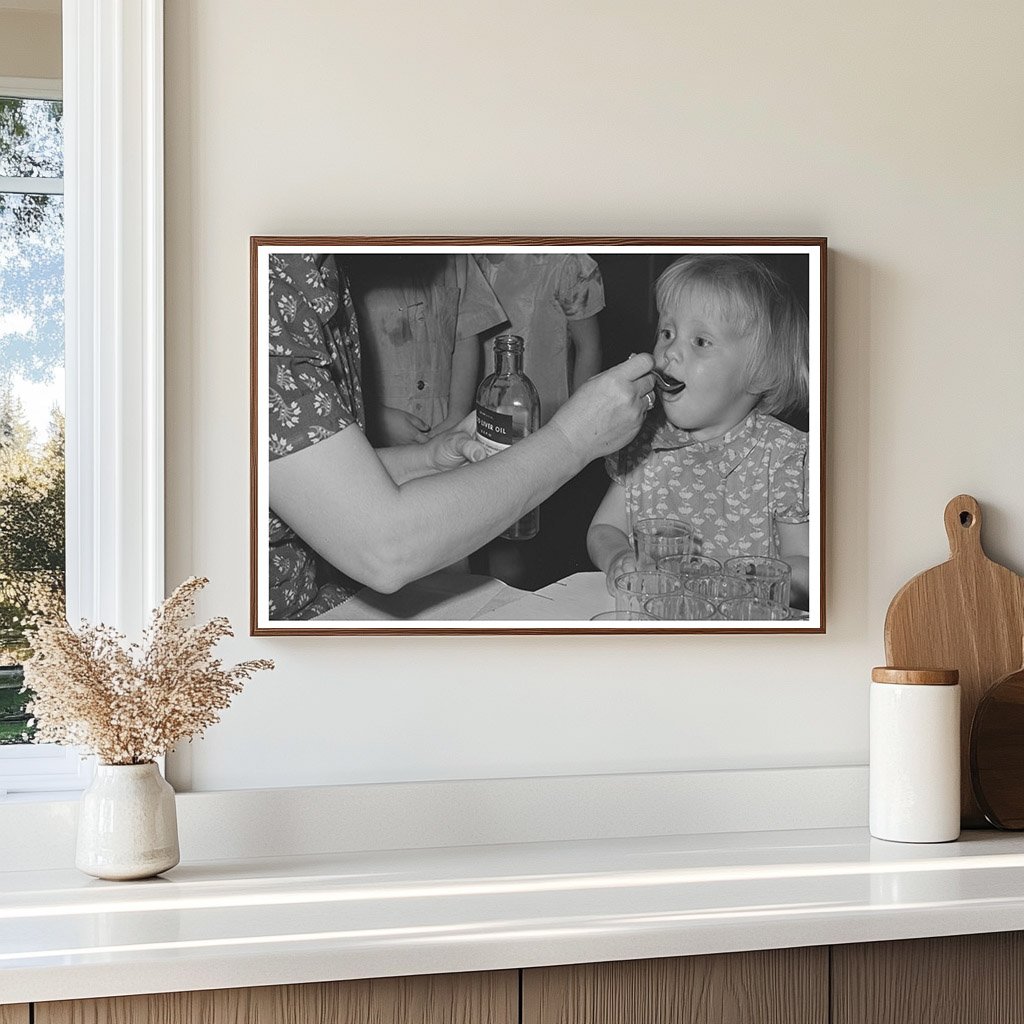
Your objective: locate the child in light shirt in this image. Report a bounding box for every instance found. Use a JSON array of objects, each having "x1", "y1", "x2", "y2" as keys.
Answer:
[
  {"x1": 349, "y1": 255, "x2": 505, "y2": 446},
  {"x1": 587, "y1": 255, "x2": 810, "y2": 609},
  {"x1": 475, "y1": 253, "x2": 604, "y2": 423}
]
